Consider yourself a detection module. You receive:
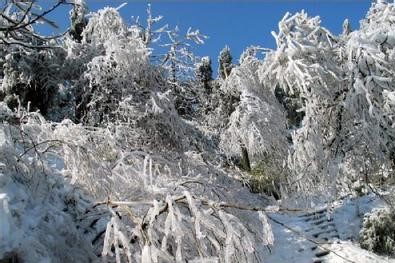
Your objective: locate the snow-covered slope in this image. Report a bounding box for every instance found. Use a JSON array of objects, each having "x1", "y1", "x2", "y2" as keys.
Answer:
[
  {"x1": 0, "y1": 126, "x2": 96, "y2": 262},
  {"x1": 264, "y1": 194, "x2": 394, "y2": 263}
]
